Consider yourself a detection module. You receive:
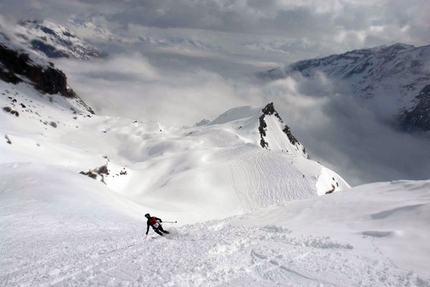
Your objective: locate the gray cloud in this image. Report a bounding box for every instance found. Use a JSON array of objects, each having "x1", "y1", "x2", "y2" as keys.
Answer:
[
  {"x1": 1, "y1": 0, "x2": 428, "y2": 59},
  {"x1": 57, "y1": 54, "x2": 255, "y2": 128},
  {"x1": 255, "y1": 76, "x2": 430, "y2": 186}
]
